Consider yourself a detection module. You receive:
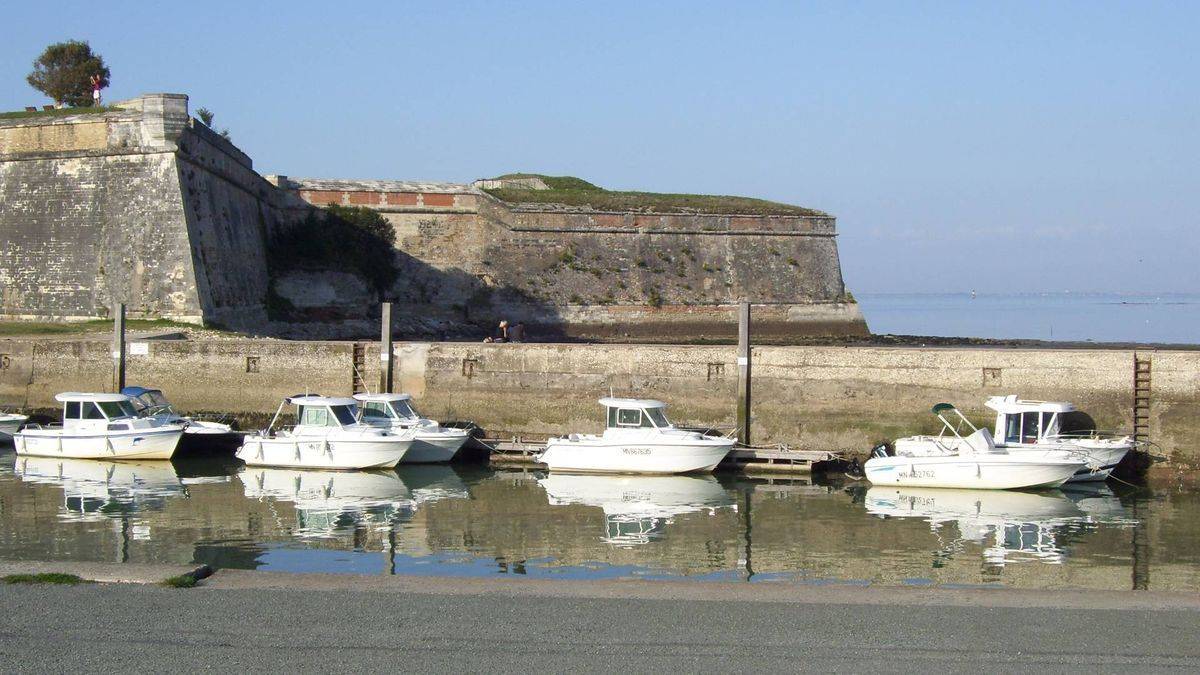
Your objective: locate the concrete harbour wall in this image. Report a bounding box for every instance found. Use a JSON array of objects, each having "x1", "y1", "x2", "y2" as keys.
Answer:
[{"x1": 1, "y1": 338, "x2": 1196, "y2": 466}]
